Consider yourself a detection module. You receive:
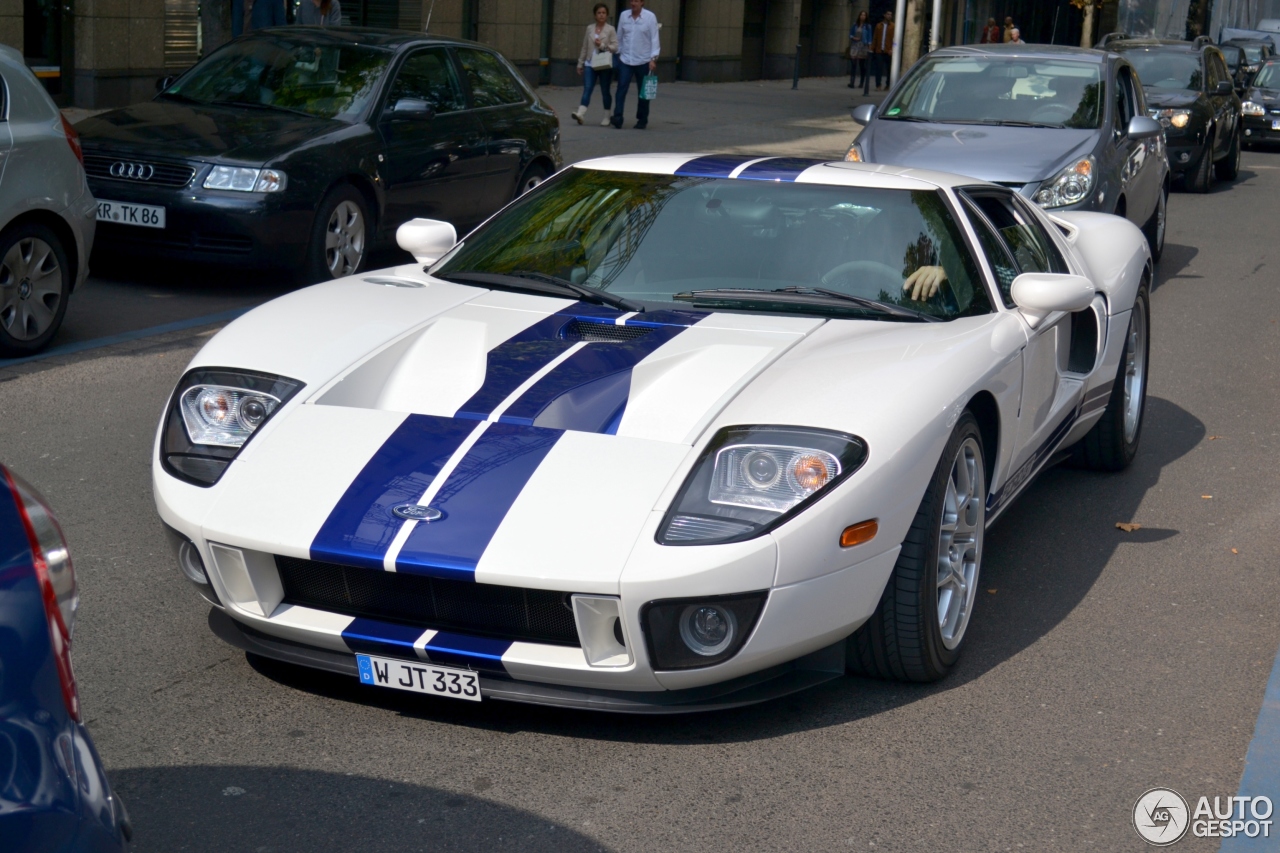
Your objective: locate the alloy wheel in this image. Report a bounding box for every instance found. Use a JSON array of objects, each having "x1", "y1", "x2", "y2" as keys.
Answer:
[
  {"x1": 324, "y1": 200, "x2": 365, "y2": 278},
  {"x1": 520, "y1": 173, "x2": 545, "y2": 195},
  {"x1": 1122, "y1": 294, "x2": 1148, "y2": 444},
  {"x1": 936, "y1": 436, "x2": 985, "y2": 651},
  {"x1": 0, "y1": 237, "x2": 63, "y2": 341}
]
